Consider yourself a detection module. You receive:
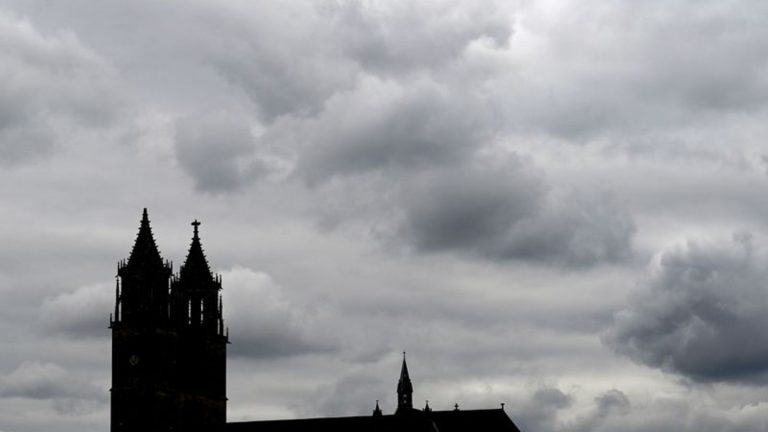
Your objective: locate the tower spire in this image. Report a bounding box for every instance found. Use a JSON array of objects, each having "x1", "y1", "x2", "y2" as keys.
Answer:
[
  {"x1": 179, "y1": 219, "x2": 213, "y2": 283},
  {"x1": 172, "y1": 219, "x2": 224, "y2": 334},
  {"x1": 396, "y1": 351, "x2": 413, "y2": 414},
  {"x1": 115, "y1": 208, "x2": 171, "y2": 326},
  {"x1": 125, "y1": 208, "x2": 164, "y2": 270}
]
